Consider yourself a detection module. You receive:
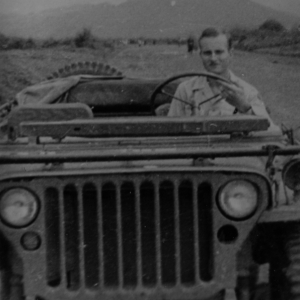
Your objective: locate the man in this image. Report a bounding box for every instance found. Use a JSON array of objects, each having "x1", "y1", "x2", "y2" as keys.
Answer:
[
  {"x1": 187, "y1": 36, "x2": 195, "y2": 54},
  {"x1": 168, "y1": 27, "x2": 271, "y2": 120}
]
